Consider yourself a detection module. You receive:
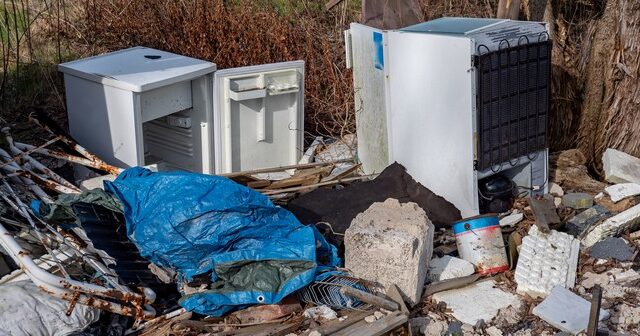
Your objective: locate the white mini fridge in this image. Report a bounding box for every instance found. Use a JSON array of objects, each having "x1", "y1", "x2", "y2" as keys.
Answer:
[
  {"x1": 59, "y1": 47, "x2": 304, "y2": 174},
  {"x1": 346, "y1": 18, "x2": 551, "y2": 217}
]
